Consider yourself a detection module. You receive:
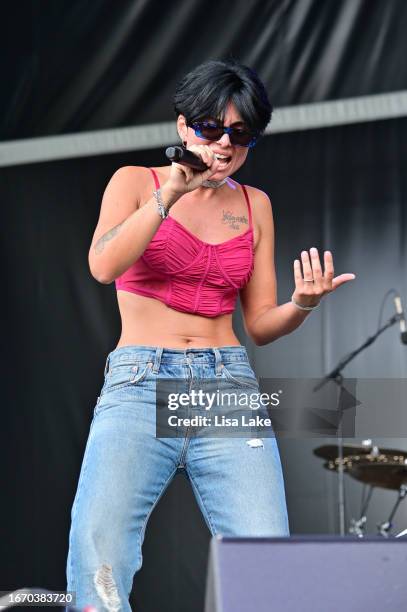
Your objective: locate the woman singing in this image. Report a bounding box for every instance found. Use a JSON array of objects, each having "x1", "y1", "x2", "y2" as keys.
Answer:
[{"x1": 66, "y1": 58, "x2": 355, "y2": 611}]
